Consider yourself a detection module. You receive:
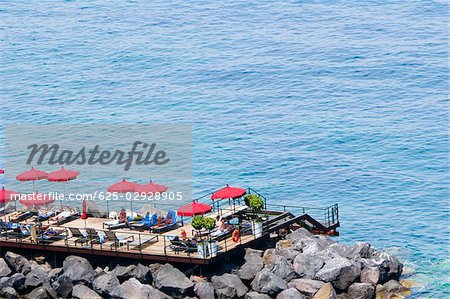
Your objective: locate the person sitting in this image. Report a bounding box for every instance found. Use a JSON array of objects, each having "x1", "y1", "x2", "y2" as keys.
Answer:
[
  {"x1": 212, "y1": 216, "x2": 230, "y2": 237},
  {"x1": 151, "y1": 213, "x2": 173, "y2": 228},
  {"x1": 180, "y1": 229, "x2": 187, "y2": 241},
  {"x1": 118, "y1": 209, "x2": 129, "y2": 226}
]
